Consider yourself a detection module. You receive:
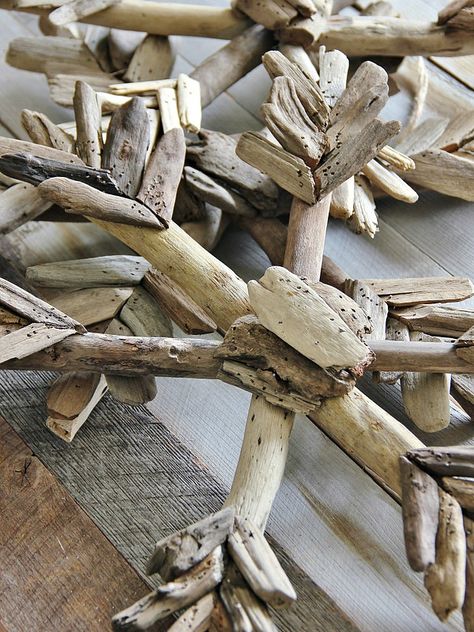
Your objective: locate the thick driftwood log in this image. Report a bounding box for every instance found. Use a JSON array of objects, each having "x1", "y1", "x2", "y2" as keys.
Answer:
[
  {"x1": 392, "y1": 304, "x2": 474, "y2": 338},
  {"x1": 102, "y1": 97, "x2": 150, "y2": 197},
  {"x1": 38, "y1": 177, "x2": 165, "y2": 228},
  {"x1": 147, "y1": 507, "x2": 235, "y2": 580},
  {"x1": 191, "y1": 25, "x2": 275, "y2": 108},
  {"x1": 143, "y1": 268, "x2": 217, "y2": 335},
  {"x1": 0, "y1": 152, "x2": 123, "y2": 196},
  {"x1": 369, "y1": 340, "x2": 473, "y2": 374},
  {"x1": 424, "y1": 490, "x2": 466, "y2": 622},
  {"x1": 0, "y1": 182, "x2": 51, "y2": 234},
  {"x1": 364, "y1": 277, "x2": 474, "y2": 307},
  {"x1": 400, "y1": 456, "x2": 439, "y2": 572},
  {"x1": 112, "y1": 548, "x2": 225, "y2": 631},
  {"x1": 74, "y1": 81, "x2": 103, "y2": 169},
  {"x1": 408, "y1": 447, "x2": 474, "y2": 478},
  {"x1": 227, "y1": 515, "x2": 296, "y2": 608}
]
